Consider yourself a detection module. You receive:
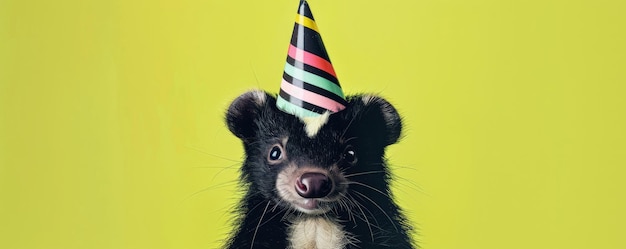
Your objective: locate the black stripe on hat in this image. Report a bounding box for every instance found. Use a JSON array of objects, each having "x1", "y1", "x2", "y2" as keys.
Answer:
[
  {"x1": 282, "y1": 72, "x2": 348, "y2": 106},
  {"x1": 290, "y1": 24, "x2": 332, "y2": 63}
]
